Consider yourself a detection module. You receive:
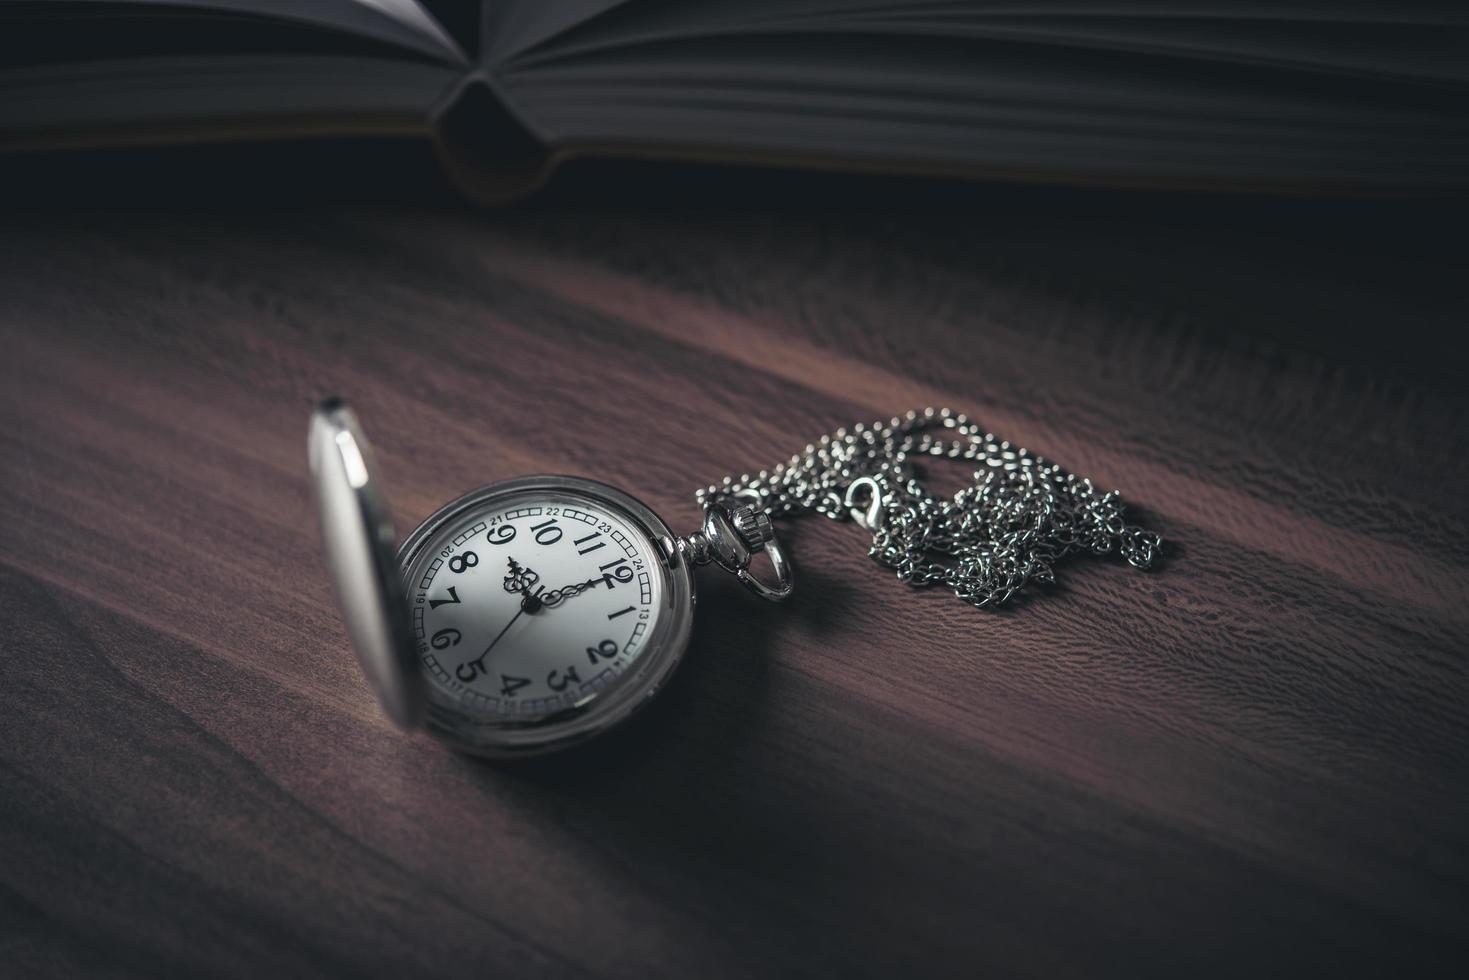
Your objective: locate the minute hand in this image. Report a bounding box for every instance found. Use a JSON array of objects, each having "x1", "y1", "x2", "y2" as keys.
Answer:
[{"x1": 541, "y1": 577, "x2": 602, "y2": 608}]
